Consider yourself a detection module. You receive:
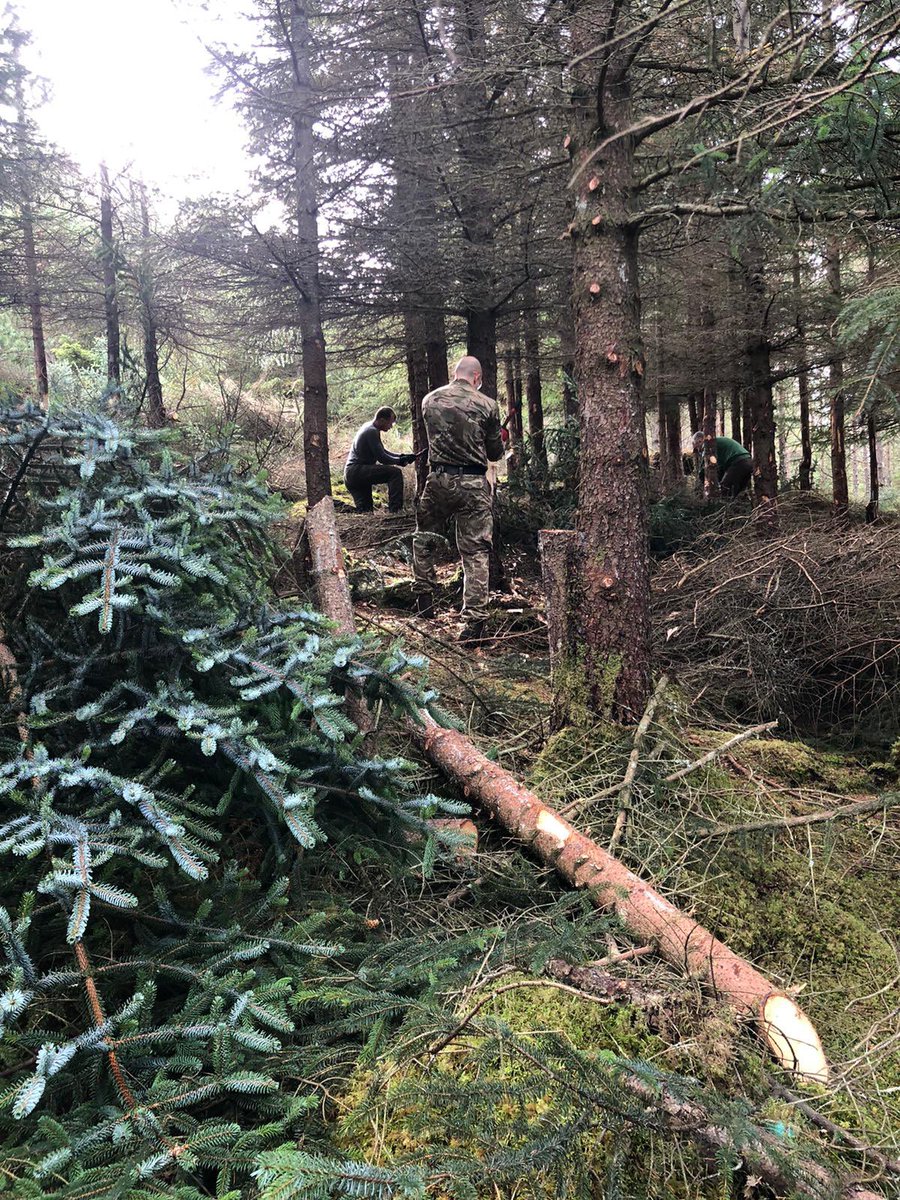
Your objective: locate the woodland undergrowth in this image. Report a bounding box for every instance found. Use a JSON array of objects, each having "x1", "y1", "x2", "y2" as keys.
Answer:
[{"x1": 0, "y1": 404, "x2": 896, "y2": 1200}]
